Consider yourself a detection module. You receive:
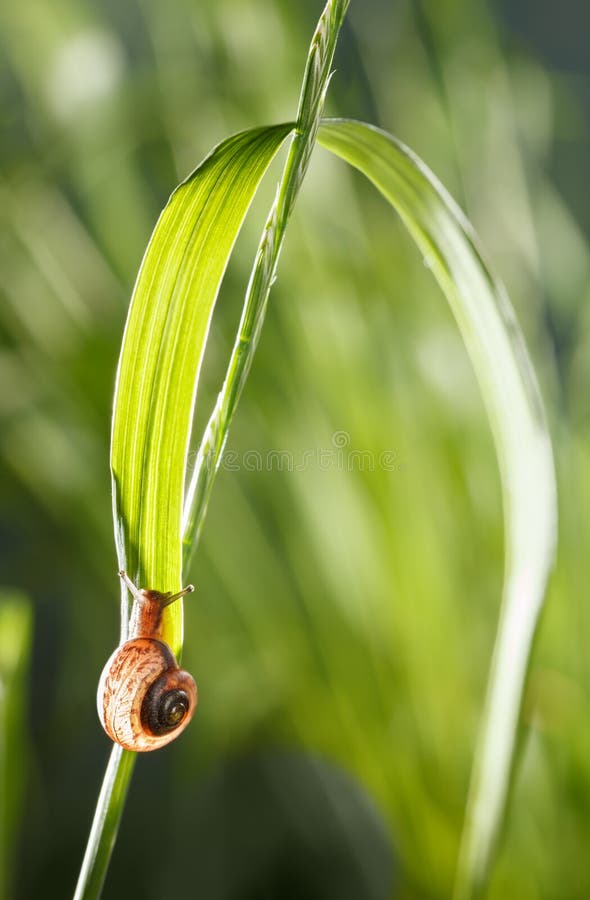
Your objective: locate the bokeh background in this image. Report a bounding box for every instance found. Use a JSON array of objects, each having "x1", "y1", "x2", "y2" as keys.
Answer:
[{"x1": 1, "y1": 0, "x2": 589, "y2": 897}]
